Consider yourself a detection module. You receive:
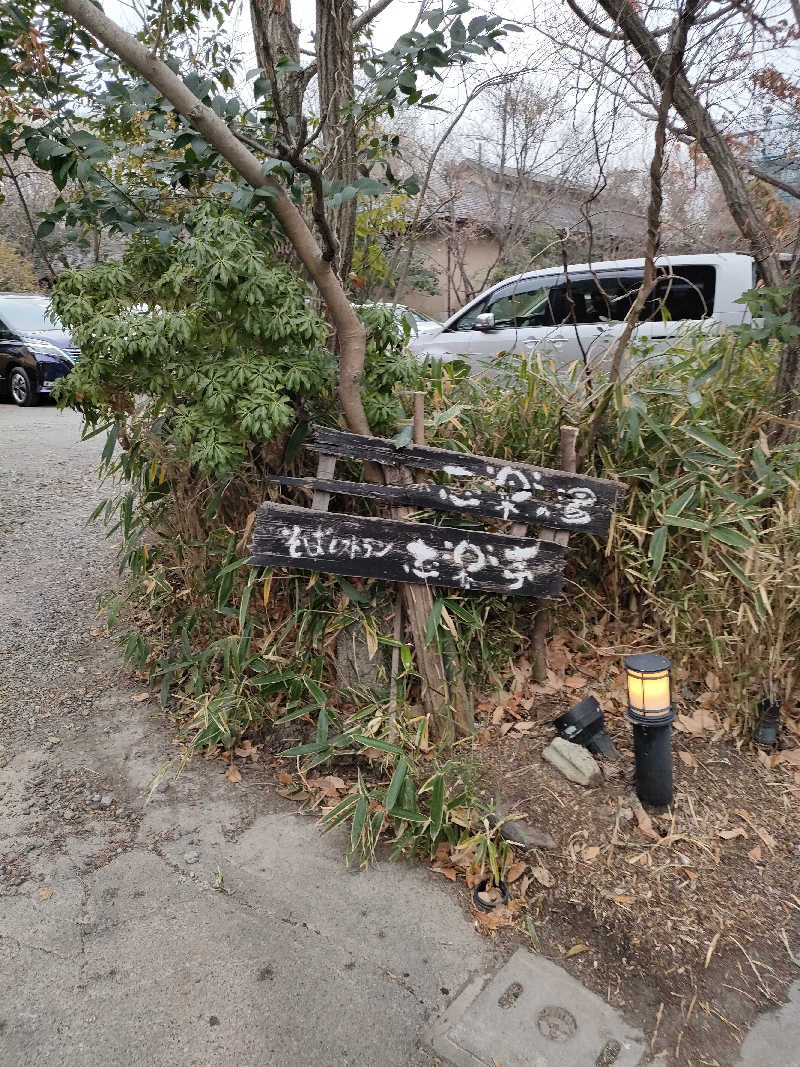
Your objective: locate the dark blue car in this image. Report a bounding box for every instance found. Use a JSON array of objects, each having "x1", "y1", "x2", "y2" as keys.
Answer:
[{"x1": 0, "y1": 293, "x2": 79, "y2": 406}]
